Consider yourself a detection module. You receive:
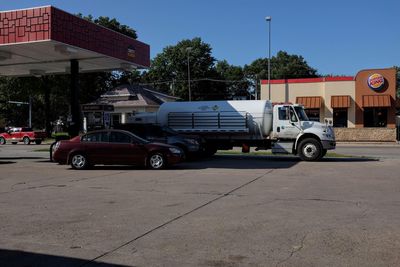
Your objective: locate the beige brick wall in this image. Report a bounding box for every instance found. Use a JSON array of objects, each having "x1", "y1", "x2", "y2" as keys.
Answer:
[{"x1": 334, "y1": 128, "x2": 396, "y2": 142}]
